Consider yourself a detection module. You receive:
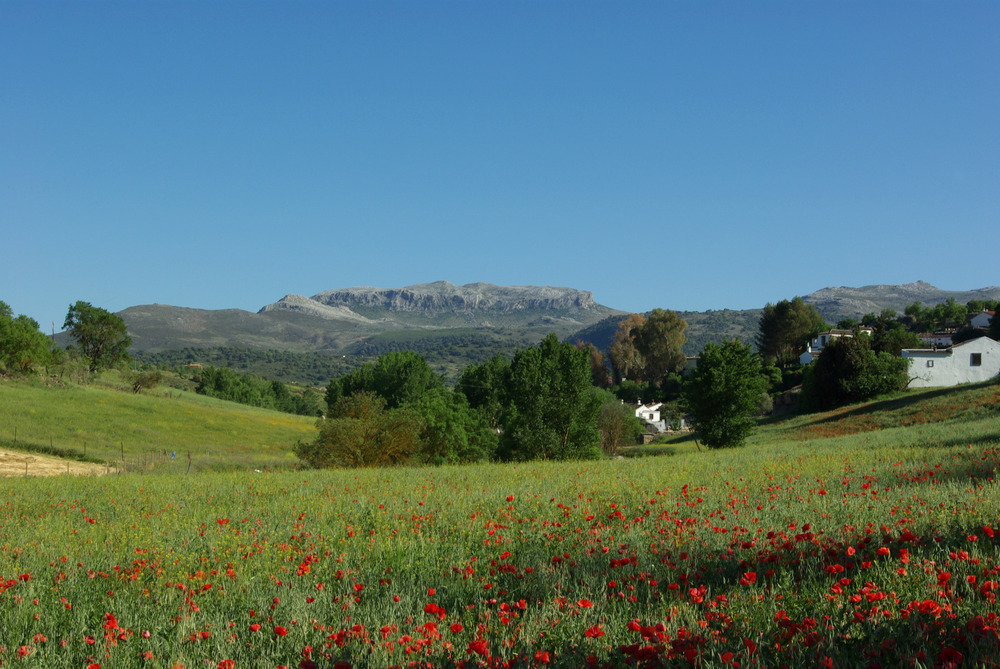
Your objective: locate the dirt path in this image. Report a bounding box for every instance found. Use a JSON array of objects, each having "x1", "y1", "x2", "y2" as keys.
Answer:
[{"x1": 0, "y1": 449, "x2": 108, "y2": 477}]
